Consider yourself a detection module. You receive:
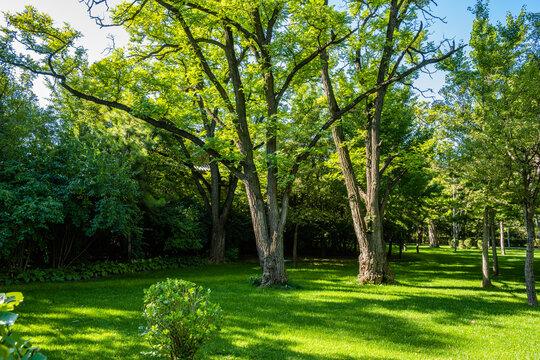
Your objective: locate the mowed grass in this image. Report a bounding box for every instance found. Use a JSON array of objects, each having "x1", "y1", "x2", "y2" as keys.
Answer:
[{"x1": 7, "y1": 246, "x2": 540, "y2": 360}]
